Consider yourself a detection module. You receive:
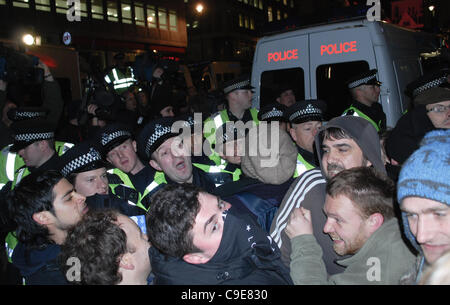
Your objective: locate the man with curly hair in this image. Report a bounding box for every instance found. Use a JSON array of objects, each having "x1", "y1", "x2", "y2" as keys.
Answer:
[{"x1": 60, "y1": 209, "x2": 151, "y2": 285}]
